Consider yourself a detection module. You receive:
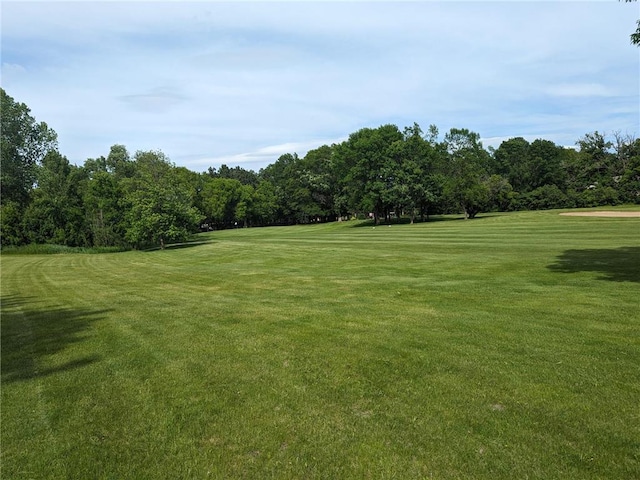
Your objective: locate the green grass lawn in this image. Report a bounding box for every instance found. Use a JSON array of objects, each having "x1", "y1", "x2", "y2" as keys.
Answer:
[{"x1": 2, "y1": 208, "x2": 639, "y2": 479}]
